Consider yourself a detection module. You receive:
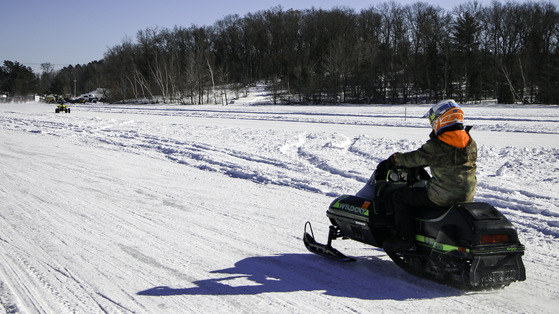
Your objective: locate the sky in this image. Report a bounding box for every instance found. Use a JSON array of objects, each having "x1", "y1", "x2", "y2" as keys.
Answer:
[{"x1": 0, "y1": 0, "x2": 541, "y2": 74}]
